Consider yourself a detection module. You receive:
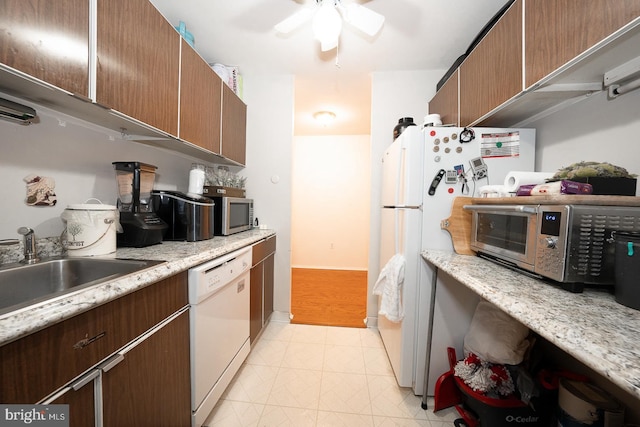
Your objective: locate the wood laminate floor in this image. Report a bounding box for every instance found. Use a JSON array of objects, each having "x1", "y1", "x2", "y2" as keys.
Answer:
[{"x1": 291, "y1": 268, "x2": 368, "y2": 328}]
